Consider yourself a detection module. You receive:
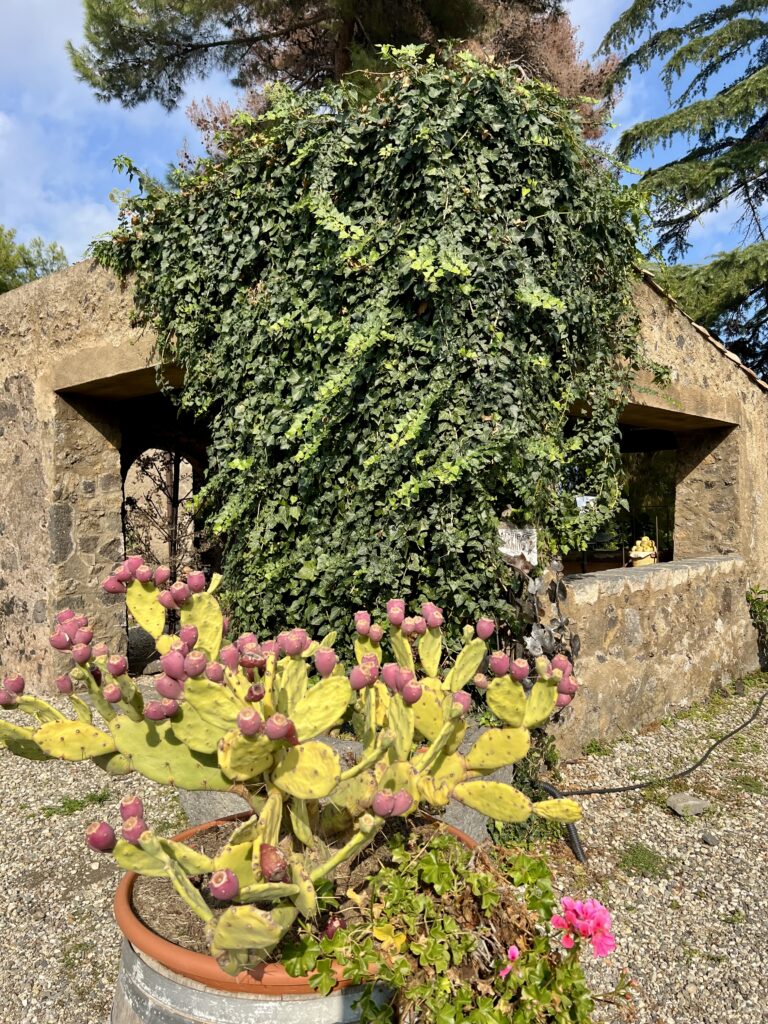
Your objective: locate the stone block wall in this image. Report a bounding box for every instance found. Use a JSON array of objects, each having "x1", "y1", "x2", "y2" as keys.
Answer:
[{"x1": 550, "y1": 556, "x2": 760, "y2": 756}]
